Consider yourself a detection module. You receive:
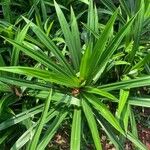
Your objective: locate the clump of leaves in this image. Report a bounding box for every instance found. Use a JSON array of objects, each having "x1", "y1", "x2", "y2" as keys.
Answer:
[{"x1": 0, "y1": 0, "x2": 150, "y2": 150}]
